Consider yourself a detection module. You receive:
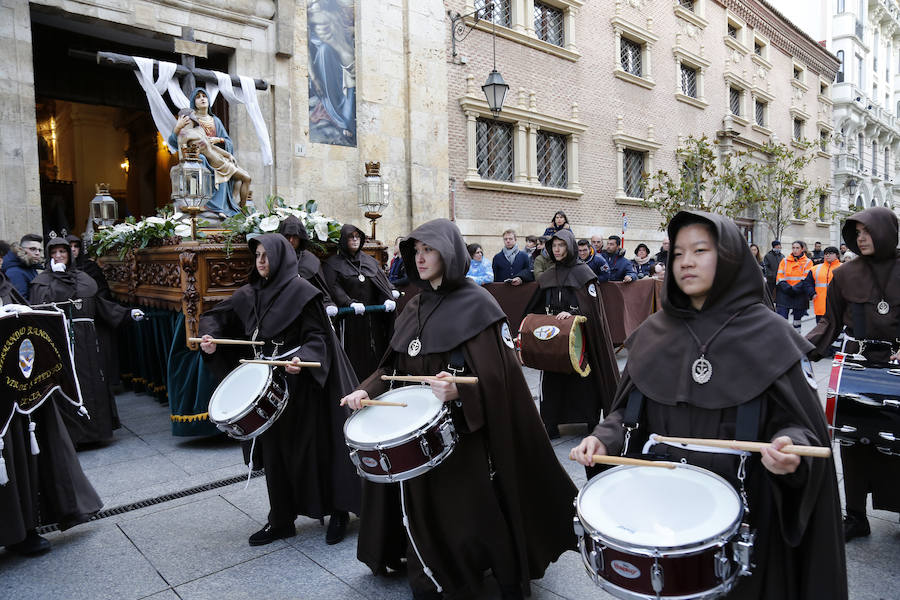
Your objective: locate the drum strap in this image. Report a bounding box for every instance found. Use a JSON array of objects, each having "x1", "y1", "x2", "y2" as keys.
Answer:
[
  {"x1": 735, "y1": 397, "x2": 761, "y2": 442},
  {"x1": 850, "y1": 302, "x2": 868, "y2": 339},
  {"x1": 621, "y1": 388, "x2": 644, "y2": 456},
  {"x1": 447, "y1": 346, "x2": 467, "y2": 375}
]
